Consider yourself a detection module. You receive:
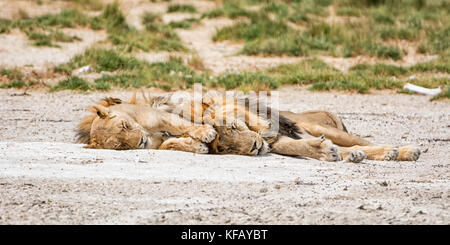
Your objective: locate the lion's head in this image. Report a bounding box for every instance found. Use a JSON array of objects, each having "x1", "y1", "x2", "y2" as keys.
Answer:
[
  {"x1": 82, "y1": 104, "x2": 151, "y2": 150},
  {"x1": 208, "y1": 120, "x2": 269, "y2": 156}
]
